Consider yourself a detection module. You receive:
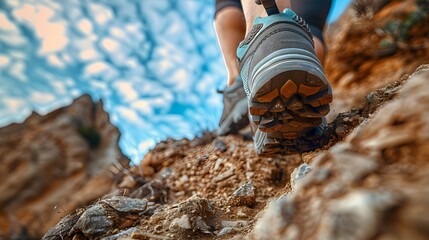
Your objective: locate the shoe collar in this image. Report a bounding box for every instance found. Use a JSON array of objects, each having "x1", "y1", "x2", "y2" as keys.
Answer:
[{"x1": 236, "y1": 9, "x2": 313, "y2": 61}]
